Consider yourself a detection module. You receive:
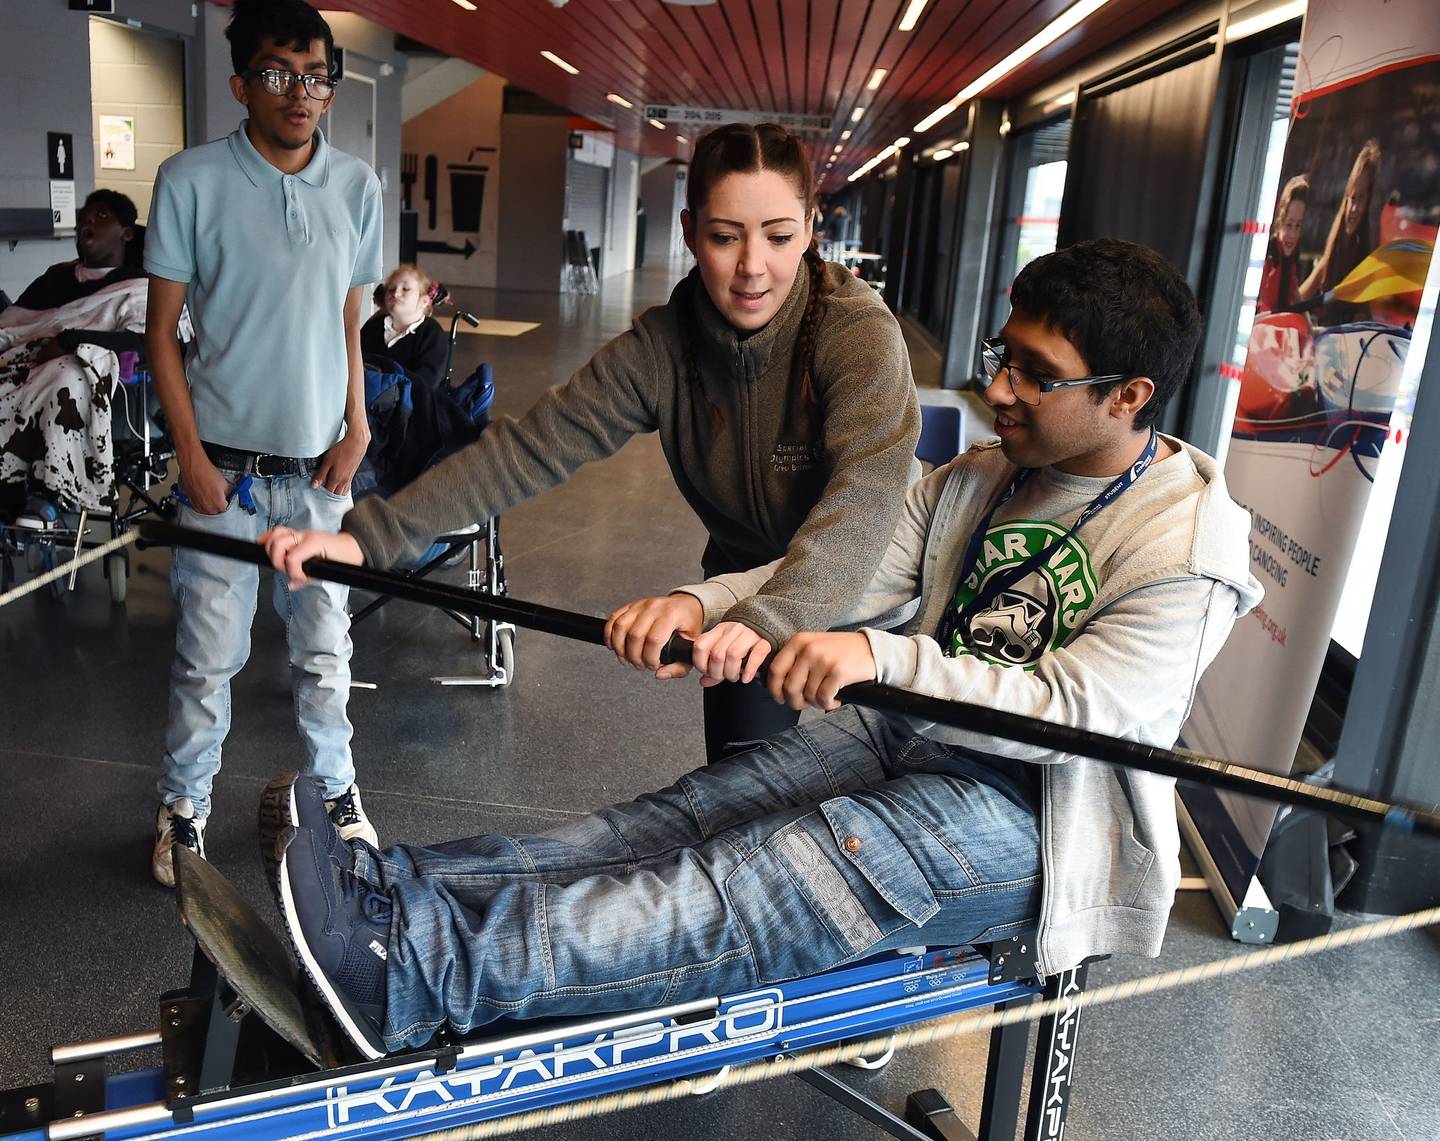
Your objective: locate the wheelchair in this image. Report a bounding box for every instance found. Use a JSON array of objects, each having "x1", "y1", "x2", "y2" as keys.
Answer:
[
  {"x1": 350, "y1": 302, "x2": 516, "y2": 687},
  {"x1": 0, "y1": 349, "x2": 176, "y2": 605}
]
